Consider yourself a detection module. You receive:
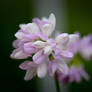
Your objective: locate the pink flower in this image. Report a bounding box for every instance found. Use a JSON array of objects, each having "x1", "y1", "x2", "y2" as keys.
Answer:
[
  {"x1": 79, "y1": 35, "x2": 92, "y2": 60},
  {"x1": 48, "y1": 59, "x2": 69, "y2": 77},
  {"x1": 19, "y1": 61, "x2": 47, "y2": 80},
  {"x1": 68, "y1": 34, "x2": 92, "y2": 60},
  {"x1": 57, "y1": 66, "x2": 90, "y2": 83},
  {"x1": 33, "y1": 13, "x2": 56, "y2": 37},
  {"x1": 10, "y1": 13, "x2": 81, "y2": 81}
]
